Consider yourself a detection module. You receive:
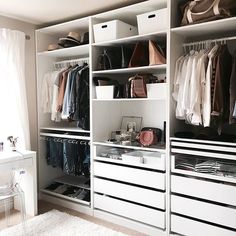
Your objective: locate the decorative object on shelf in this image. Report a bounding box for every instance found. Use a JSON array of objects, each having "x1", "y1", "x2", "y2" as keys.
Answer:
[
  {"x1": 128, "y1": 42, "x2": 149, "y2": 67},
  {"x1": 137, "y1": 127, "x2": 162, "y2": 147},
  {"x1": 121, "y1": 116, "x2": 142, "y2": 133},
  {"x1": 137, "y1": 8, "x2": 168, "y2": 35},
  {"x1": 180, "y1": 0, "x2": 236, "y2": 26},
  {"x1": 58, "y1": 32, "x2": 82, "y2": 48},
  {"x1": 149, "y1": 40, "x2": 166, "y2": 65},
  {"x1": 7, "y1": 136, "x2": 18, "y2": 151}
]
